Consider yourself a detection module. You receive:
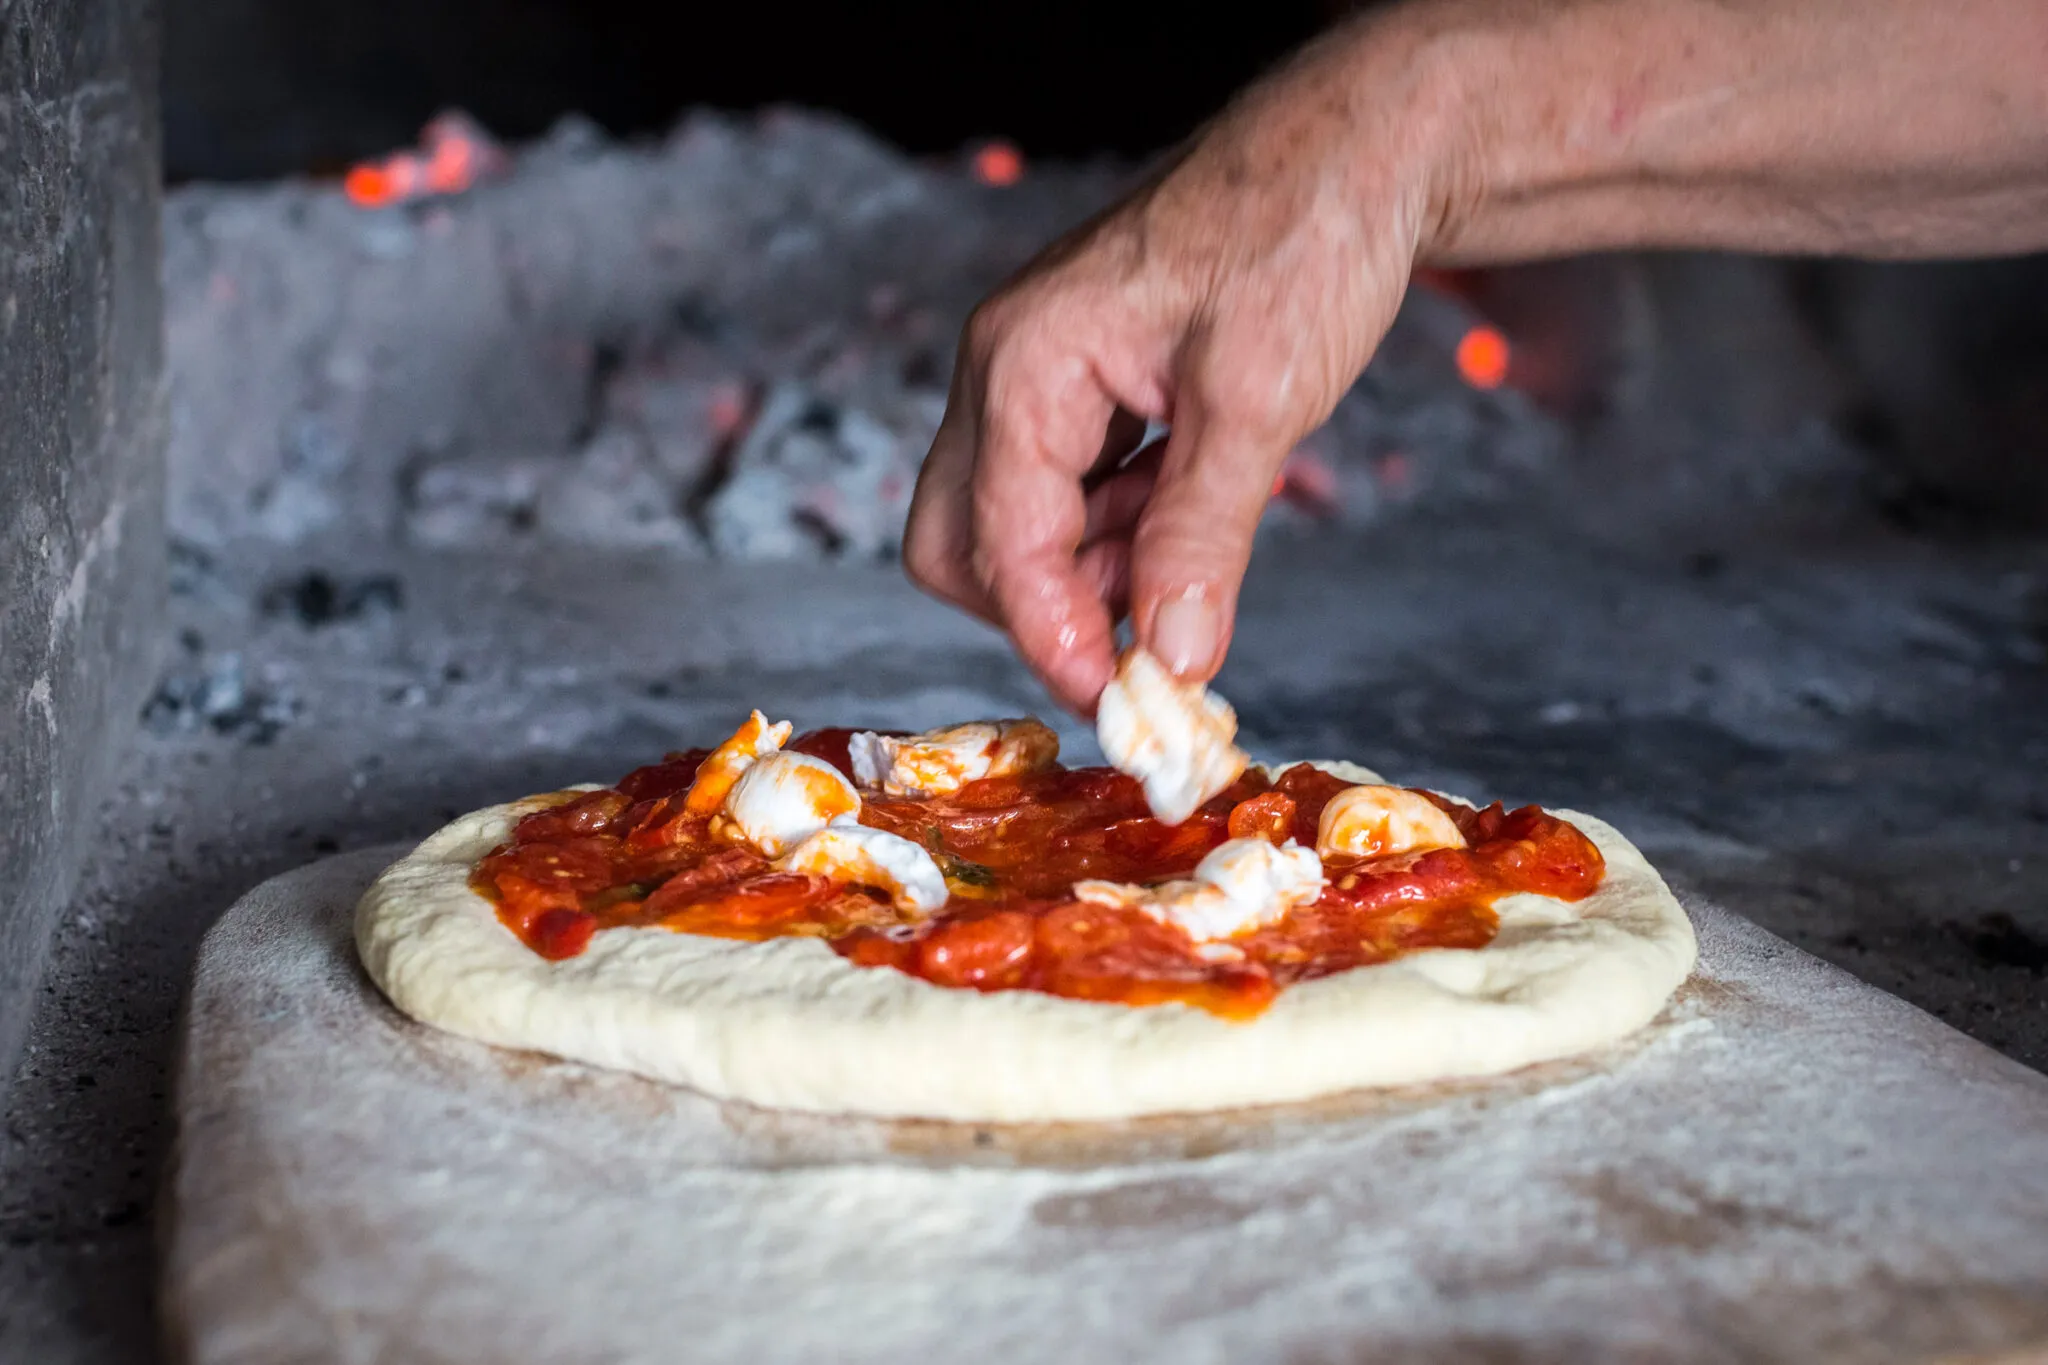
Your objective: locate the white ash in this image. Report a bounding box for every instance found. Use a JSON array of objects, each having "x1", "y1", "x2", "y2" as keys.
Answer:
[
  {"x1": 141, "y1": 649, "x2": 300, "y2": 746},
  {"x1": 704, "y1": 382, "x2": 939, "y2": 559},
  {"x1": 163, "y1": 109, "x2": 1604, "y2": 566}
]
